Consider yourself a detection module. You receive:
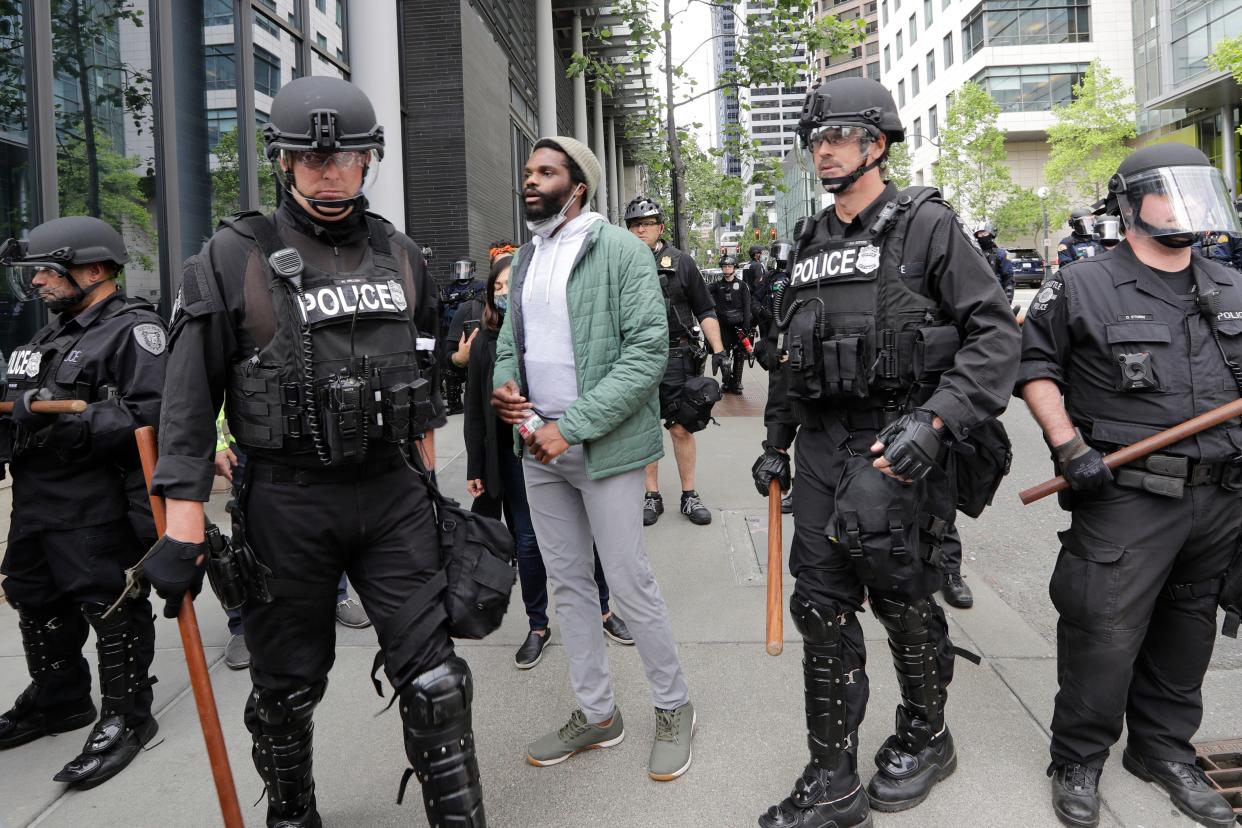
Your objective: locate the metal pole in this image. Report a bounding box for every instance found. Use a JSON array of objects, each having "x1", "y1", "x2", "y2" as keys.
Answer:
[
  {"x1": 608, "y1": 118, "x2": 620, "y2": 223},
  {"x1": 593, "y1": 86, "x2": 608, "y2": 216},
  {"x1": 1041, "y1": 202, "x2": 1050, "y2": 278},
  {"x1": 24, "y1": 0, "x2": 58, "y2": 223},
  {"x1": 149, "y1": 0, "x2": 182, "y2": 315},
  {"x1": 235, "y1": 0, "x2": 260, "y2": 210},
  {"x1": 663, "y1": 0, "x2": 684, "y2": 249},
  {"x1": 296, "y1": 0, "x2": 313, "y2": 75},
  {"x1": 1222, "y1": 103, "x2": 1238, "y2": 198},
  {"x1": 536, "y1": 0, "x2": 556, "y2": 136},
  {"x1": 572, "y1": 12, "x2": 588, "y2": 143}
]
